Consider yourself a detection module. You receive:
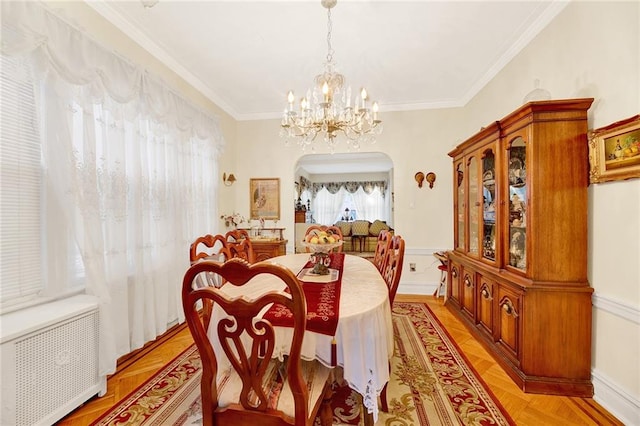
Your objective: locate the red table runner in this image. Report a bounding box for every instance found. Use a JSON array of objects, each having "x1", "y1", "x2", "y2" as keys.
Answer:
[{"x1": 263, "y1": 252, "x2": 345, "y2": 338}]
